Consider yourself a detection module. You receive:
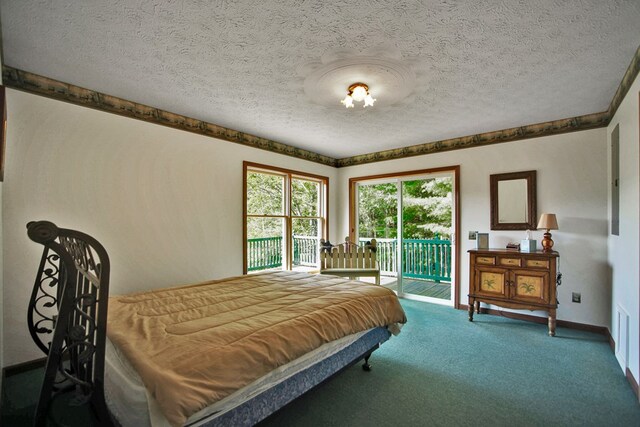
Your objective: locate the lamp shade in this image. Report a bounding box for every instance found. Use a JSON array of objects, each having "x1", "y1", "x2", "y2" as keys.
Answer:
[{"x1": 537, "y1": 213, "x2": 559, "y2": 230}]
